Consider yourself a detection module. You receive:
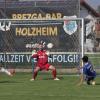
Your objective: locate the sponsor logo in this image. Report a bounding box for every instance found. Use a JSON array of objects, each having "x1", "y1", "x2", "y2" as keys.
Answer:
[
  {"x1": 0, "y1": 21, "x2": 11, "y2": 31},
  {"x1": 63, "y1": 16, "x2": 77, "y2": 35}
]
